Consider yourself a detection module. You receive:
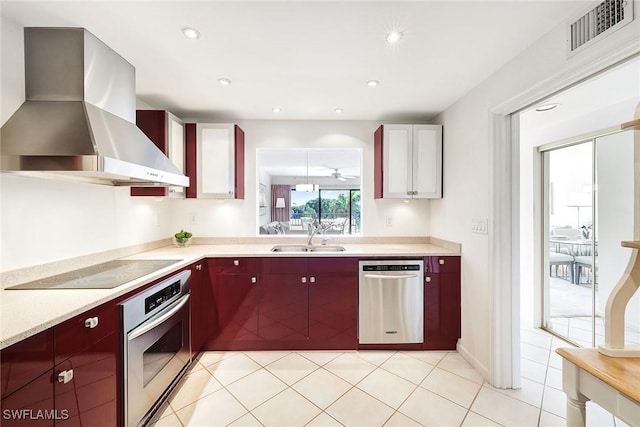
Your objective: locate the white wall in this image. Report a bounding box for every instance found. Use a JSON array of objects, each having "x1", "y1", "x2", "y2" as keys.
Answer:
[
  {"x1": 431, "y1": 0, "x2": 640, "y2": 381},
  {"x1": 169, "y1": 119, "x2": 432, "y2": 237}
]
